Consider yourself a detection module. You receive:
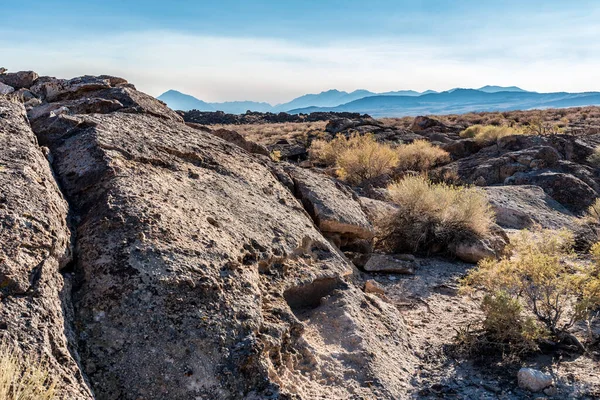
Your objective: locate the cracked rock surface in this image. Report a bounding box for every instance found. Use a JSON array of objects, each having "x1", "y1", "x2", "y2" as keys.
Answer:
[
  {"x1": 0, "y1": 98, "x2": 93, "y2": 399},
  {"x1": 1, "y1": 73, "x2": 415, "y2": 399}
]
